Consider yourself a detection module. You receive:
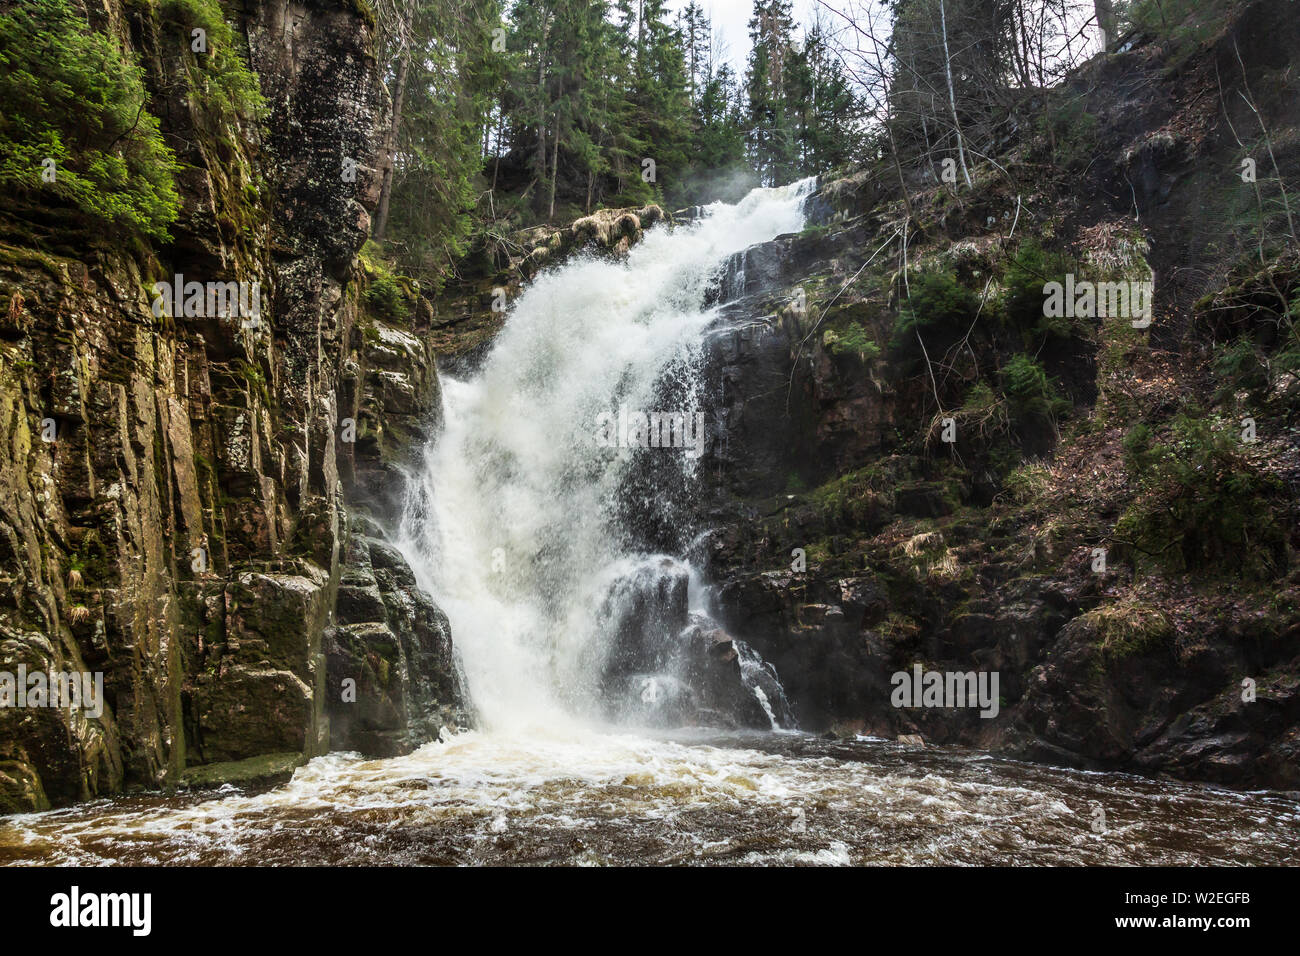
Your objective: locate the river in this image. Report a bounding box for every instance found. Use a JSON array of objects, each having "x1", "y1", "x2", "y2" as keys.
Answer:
[{"x1": 3, "y1": 180, "x2": 1295, "y2": 867}]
